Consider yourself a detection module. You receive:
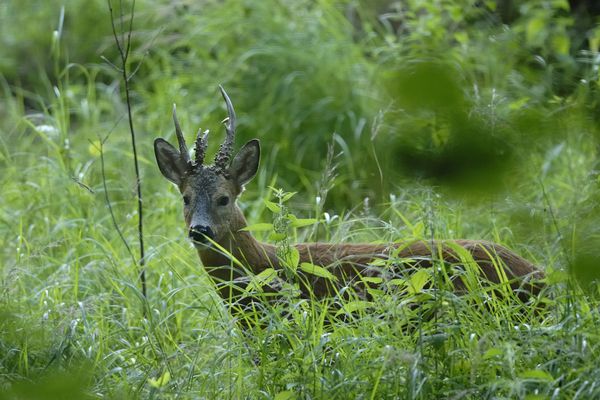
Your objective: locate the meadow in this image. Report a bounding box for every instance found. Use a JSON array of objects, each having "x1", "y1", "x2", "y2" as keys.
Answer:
[{"x1": 1, "y1": 0, "x2": 600, "y2": 398}]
